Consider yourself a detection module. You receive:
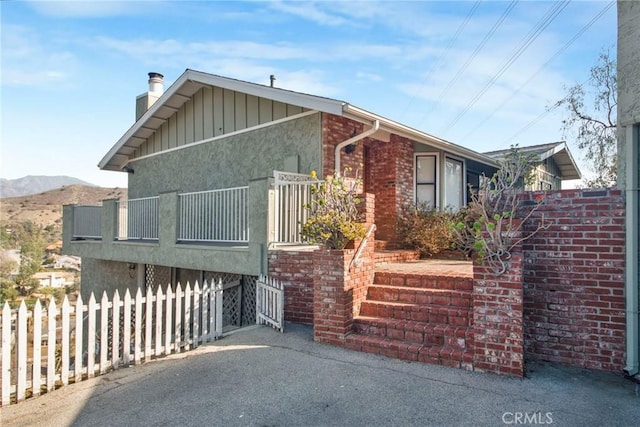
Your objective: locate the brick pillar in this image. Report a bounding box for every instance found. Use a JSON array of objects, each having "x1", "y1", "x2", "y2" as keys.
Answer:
[
  {"x1": 472, "y1": 239, "x2": 525, "y2": 377},
  {"x1": 313, "y1": 193, "x2": 375, "y2": 345}
]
